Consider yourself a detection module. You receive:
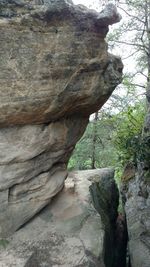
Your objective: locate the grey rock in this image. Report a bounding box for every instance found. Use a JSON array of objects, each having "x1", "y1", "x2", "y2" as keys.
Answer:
[
  {"x1": 0, "y1": 117, "x2": 88, "y2": 237},
  {"x1": 122, "y1": 95, "x2": 150, "y2": 267},
  {"x1": 90, "y1": 169, "x2": 120, "y2": 267},
  {"x1": 0, "y1": 0, "x2": 123, "y2": 237},
  {"x1": 0, "y1": 1, "x2": 123, "y2": 127},
  {"x1": 0, "y1": 169, "x2": 117, "y2": 267},
  {"x1": 122, "y1": 173, "x2": 150, "y2": 267}
]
